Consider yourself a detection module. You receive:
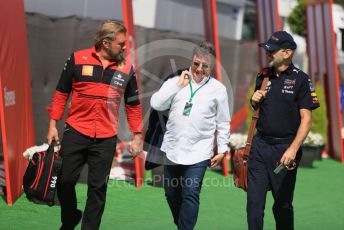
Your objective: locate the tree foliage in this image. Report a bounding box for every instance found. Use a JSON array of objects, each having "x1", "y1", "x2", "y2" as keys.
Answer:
[
  {"x1": 287, "y1": 0, "x2": 306, "y2": 38},
  {"x1": 287, "y1": 0, "x2": 344, "y2": 38},
  {"x1": 311, "y1": 82, "x2": 328, "y2": 144},
  {"x1": 334, "y1": 0, "x2": 344, "y2": 7}
]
